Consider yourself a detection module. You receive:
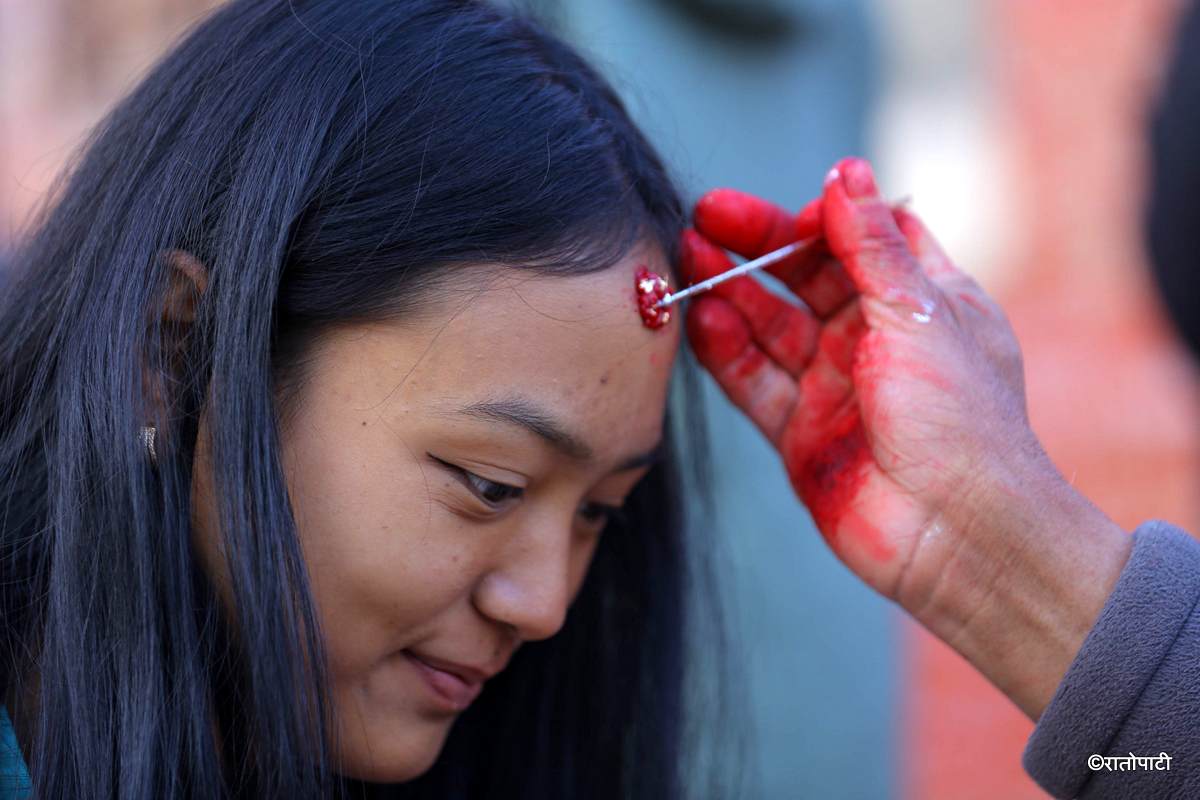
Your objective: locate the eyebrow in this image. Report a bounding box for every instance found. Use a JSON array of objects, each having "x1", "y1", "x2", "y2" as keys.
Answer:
[{"x1": 457, "y1": 398, "x2": 664, "y2": 471}]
